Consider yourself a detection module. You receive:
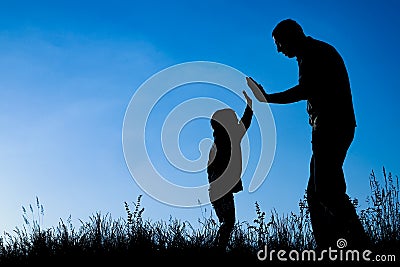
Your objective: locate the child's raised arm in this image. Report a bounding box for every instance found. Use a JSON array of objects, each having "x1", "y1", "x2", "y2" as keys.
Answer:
[
  {"x1": 238, "y1": 90, "x2": 253, "y2": 137},
  {"x1": 243, "y1": 90, "x2": 252, "y2": 109}
]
